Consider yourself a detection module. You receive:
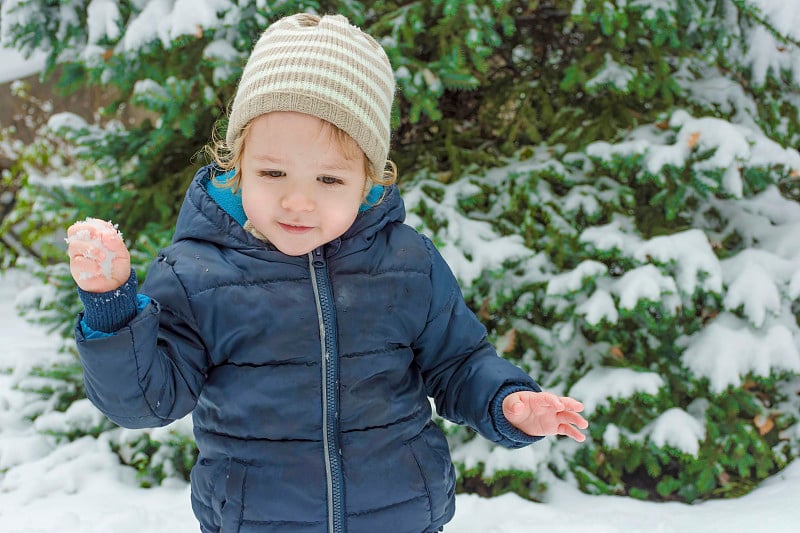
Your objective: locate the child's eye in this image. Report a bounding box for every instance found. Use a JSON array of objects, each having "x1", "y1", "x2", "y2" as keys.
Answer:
[
  {"x1": 318, "y1": 175, "x2": 344, "y2": 186},
  {"x1": 258, "y1": 170, "x2": 285, "y2": 178}
]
